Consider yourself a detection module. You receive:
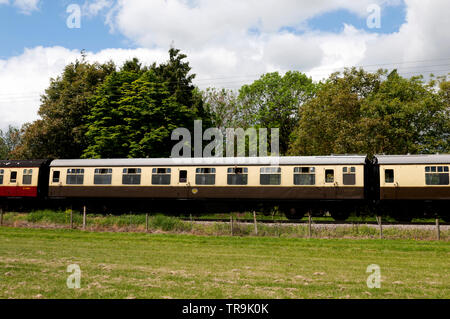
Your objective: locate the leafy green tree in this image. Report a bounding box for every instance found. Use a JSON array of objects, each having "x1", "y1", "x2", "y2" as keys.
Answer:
[
  {"x1": 0, "y1": 126, "x2": 21, "y2": 159},
  {"x1": 289, "y1": 68, "x2": 384, "y2": 156},
  {"x1": 83, "y1": 49, "x2": 208, "y2": 158},
  {"x1": 202, "y1": 88, "x2": 239, "y2": 130},
  {"x1": 237, "y1": 71, "x2": 316, "y2": 154},
  {"x1": 12, "y1": 56, "x2": 115, "y2": 159},
  {"x1": 81, "y1": 62, "x2": 145, "y2": 158},
  {"x1": 288, "y1": 68, "x2": 450, "y2": 156},
  {"x1": 361, "y1": 71, "x2": 449, "y2": 154}
]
